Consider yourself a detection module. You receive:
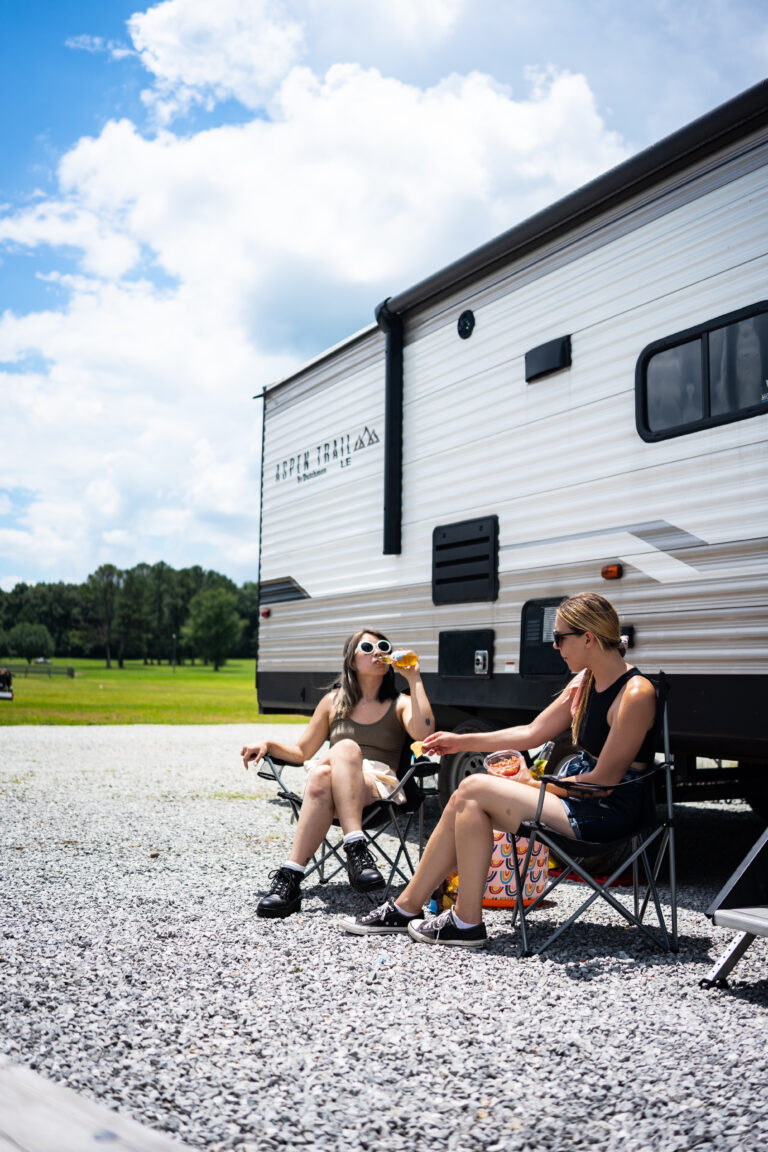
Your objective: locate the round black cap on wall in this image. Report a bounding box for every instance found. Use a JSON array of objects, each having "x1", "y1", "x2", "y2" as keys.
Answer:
[{"x1": 457, "y1": 310, "x2": 475, "y2": 339}]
